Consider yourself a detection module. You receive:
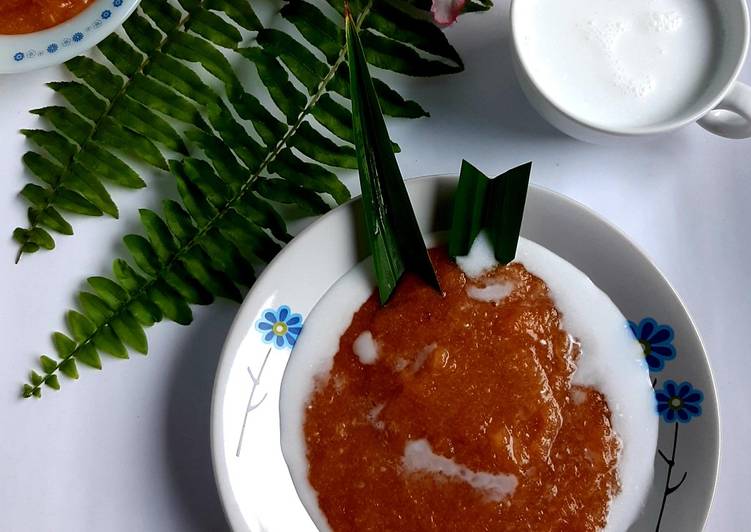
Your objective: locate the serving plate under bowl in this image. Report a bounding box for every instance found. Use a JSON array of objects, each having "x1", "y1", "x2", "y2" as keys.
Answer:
[
  {"x1": 210, "y1": 176, "x2": 719, "y2": 532},
  {"x1": 0, "y1": 0, "x2": 139, "y2": 74}
]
